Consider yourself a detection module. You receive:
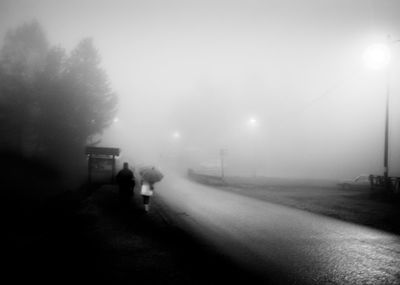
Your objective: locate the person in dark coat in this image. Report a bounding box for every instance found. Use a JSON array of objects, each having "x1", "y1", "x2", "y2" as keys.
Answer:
[{"x1": 116, "y1": 162, "x2": 135, "y2": 206}]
